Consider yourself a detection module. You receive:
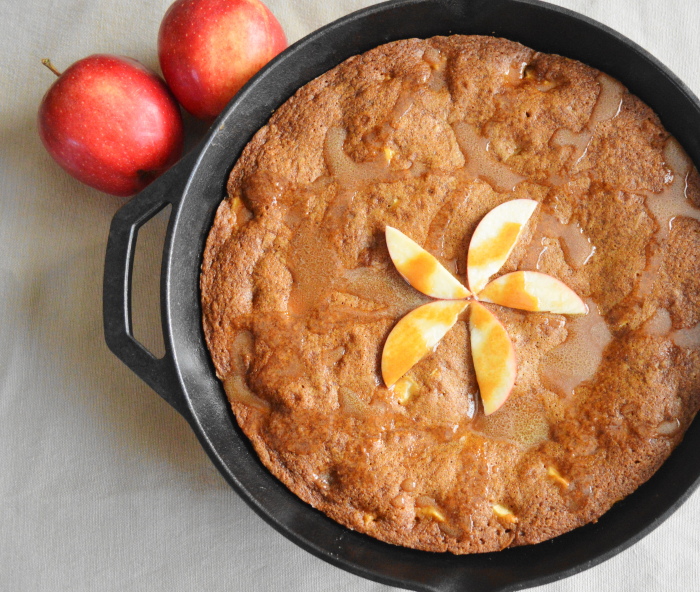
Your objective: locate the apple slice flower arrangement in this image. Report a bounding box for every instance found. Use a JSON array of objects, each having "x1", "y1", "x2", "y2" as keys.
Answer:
[{"x1": 382, "y1": 199, "x2": 588, "y2": 415}]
